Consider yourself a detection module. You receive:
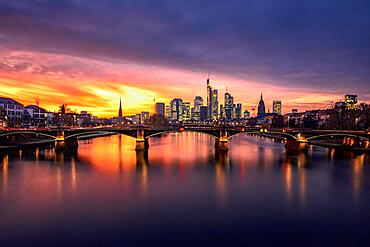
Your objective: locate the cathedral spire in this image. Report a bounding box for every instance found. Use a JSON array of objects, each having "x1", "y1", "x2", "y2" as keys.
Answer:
[{"x1": 118, "y1": 97, "x2": 123, "y2": 118}]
